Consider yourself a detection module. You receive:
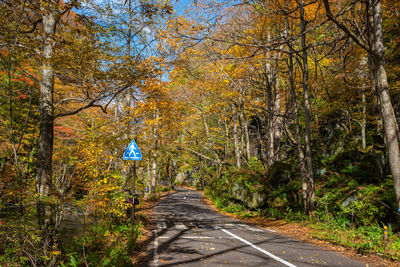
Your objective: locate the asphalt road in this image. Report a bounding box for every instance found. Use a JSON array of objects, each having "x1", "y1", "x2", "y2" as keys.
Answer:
[{"x1": 140, "y1": 187, "x2": 366, "y2": 267}]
